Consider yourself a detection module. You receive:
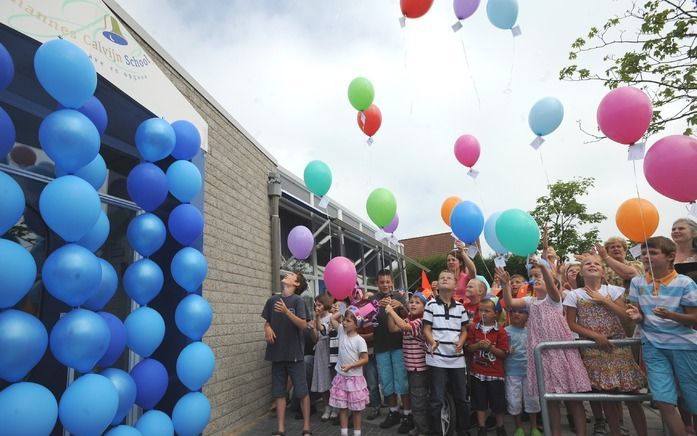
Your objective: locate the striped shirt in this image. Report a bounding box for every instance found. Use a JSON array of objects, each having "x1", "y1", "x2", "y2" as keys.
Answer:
[
  {"x1": 423, "y1": 296, "x2": 468, "y2": 368},
  {"x1": 628, "y1": 273, "x2": 697, "y2": 350},
  {"x1": 403, "y1": 317, "x2": 427, "y2": 372}
]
